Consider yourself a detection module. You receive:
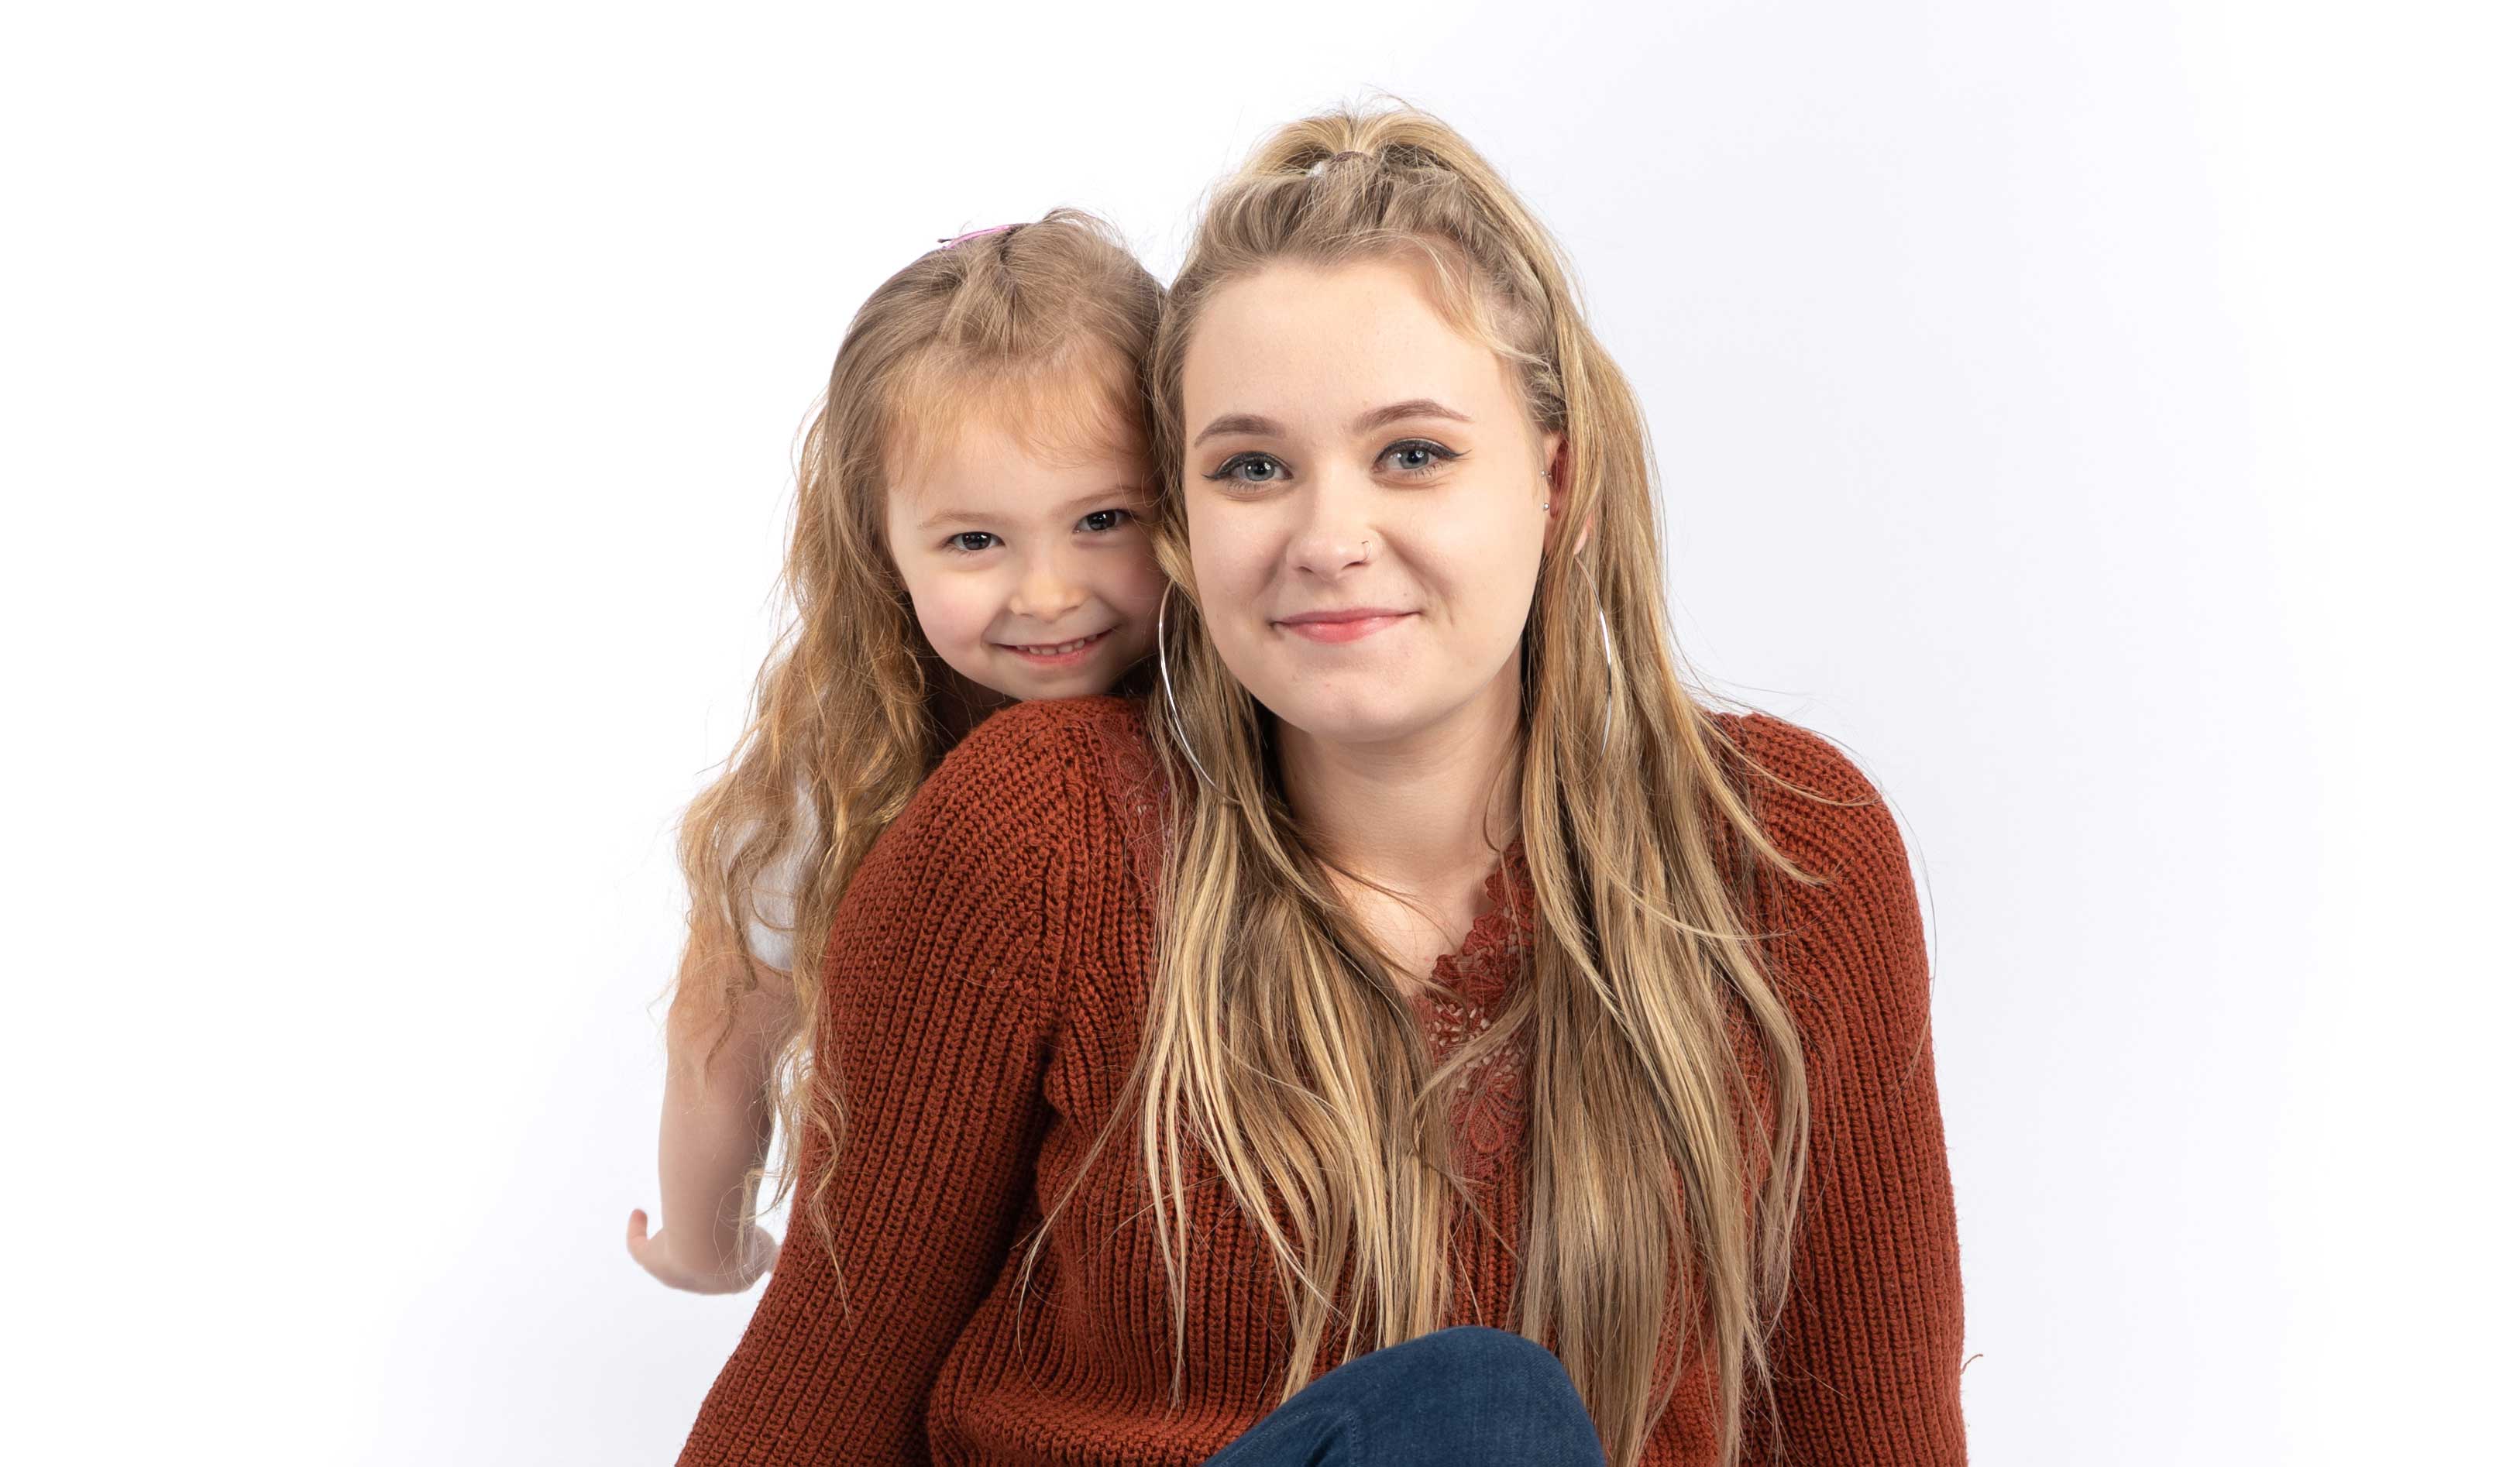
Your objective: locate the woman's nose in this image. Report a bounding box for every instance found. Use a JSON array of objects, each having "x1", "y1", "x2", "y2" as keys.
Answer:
[{"x1": 1285, "y1": 475, "x2": 1376, "y2": 579}]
